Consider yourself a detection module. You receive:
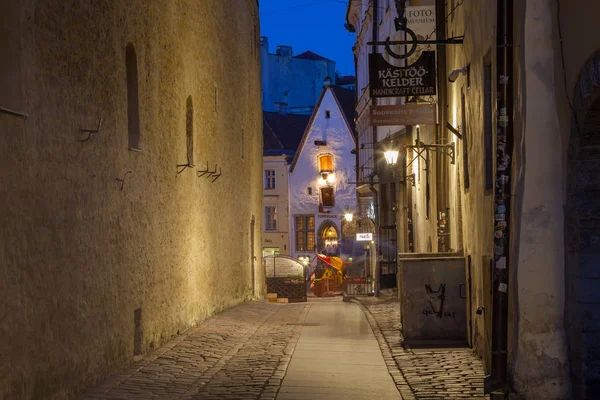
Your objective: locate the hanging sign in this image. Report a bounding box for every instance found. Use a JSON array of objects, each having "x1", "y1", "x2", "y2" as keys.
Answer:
[
  {"x1": 370, "y1": 103, "x2": 436, "y2": 126},
  {"x1": 369, "y1": 51, "x2": 437, "y2": 98},
  {"x1": 356, "y1": 233, "x2": 373, "y2": 241}
]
